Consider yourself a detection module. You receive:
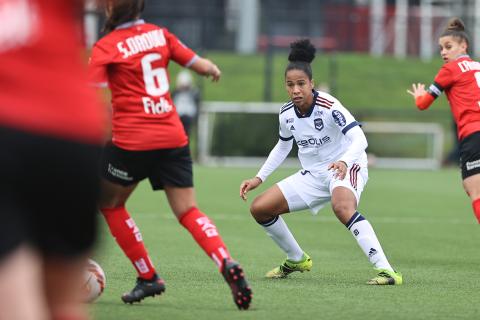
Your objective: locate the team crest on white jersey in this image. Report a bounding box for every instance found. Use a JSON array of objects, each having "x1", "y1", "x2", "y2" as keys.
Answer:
[{"x1": 314, "y1": 118, "x2": 324, "y2": 131}]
